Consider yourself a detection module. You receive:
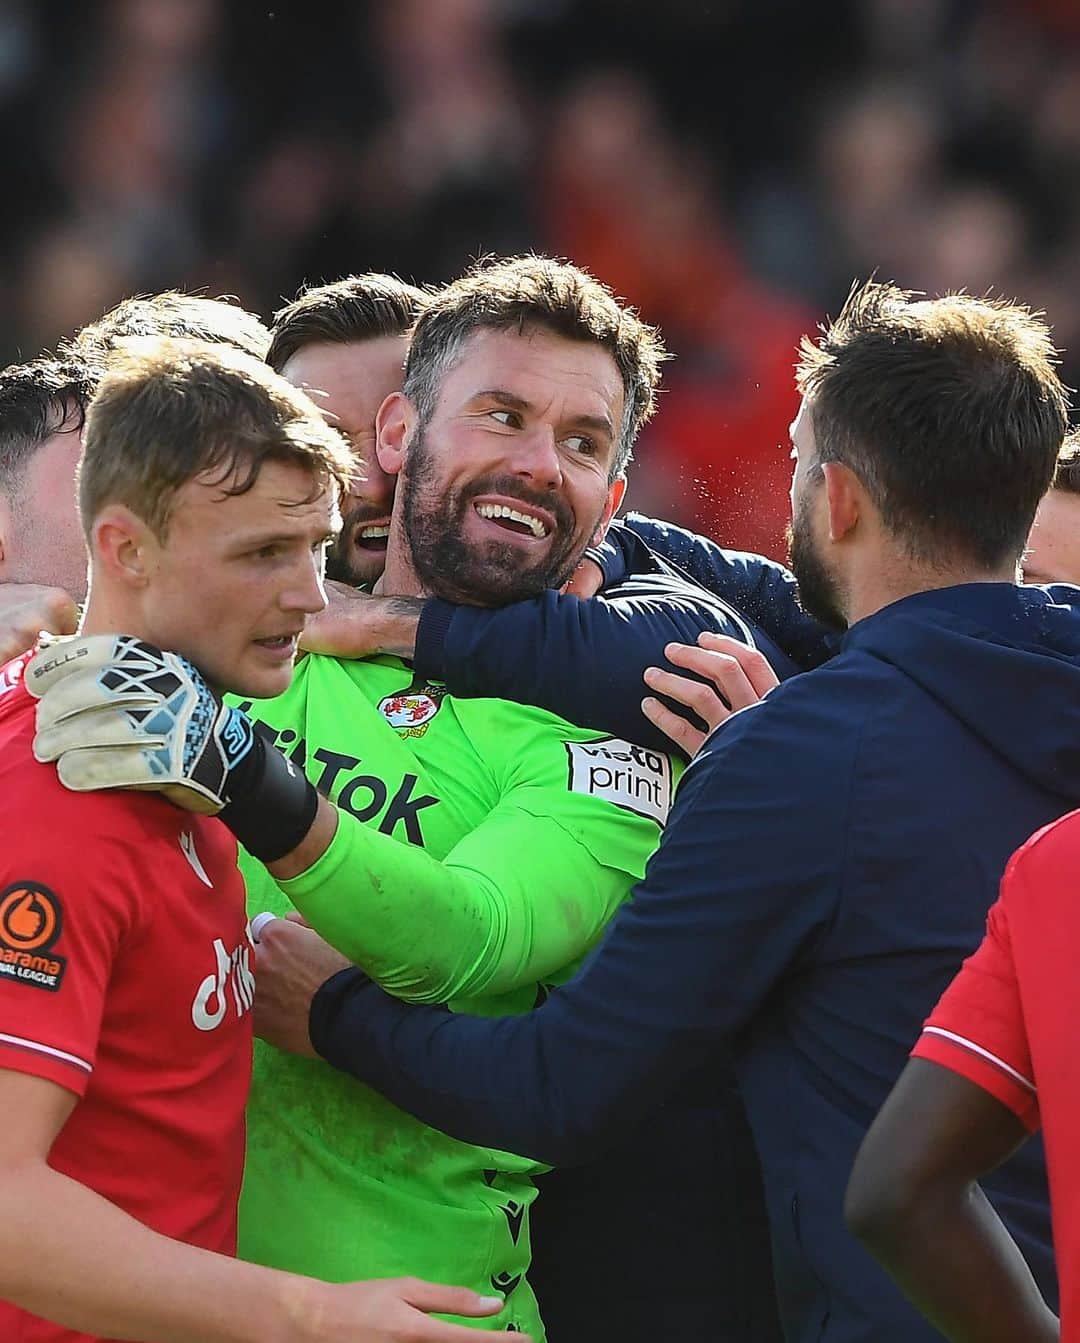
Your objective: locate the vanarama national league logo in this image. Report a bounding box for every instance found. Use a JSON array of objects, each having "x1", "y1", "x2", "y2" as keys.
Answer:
[
  {"x1": 378, "y1": 683, "x2": 448, "y2": 739},
  {"x1": 0, "y1": 881, "x2": 67, "y2": 991}
]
